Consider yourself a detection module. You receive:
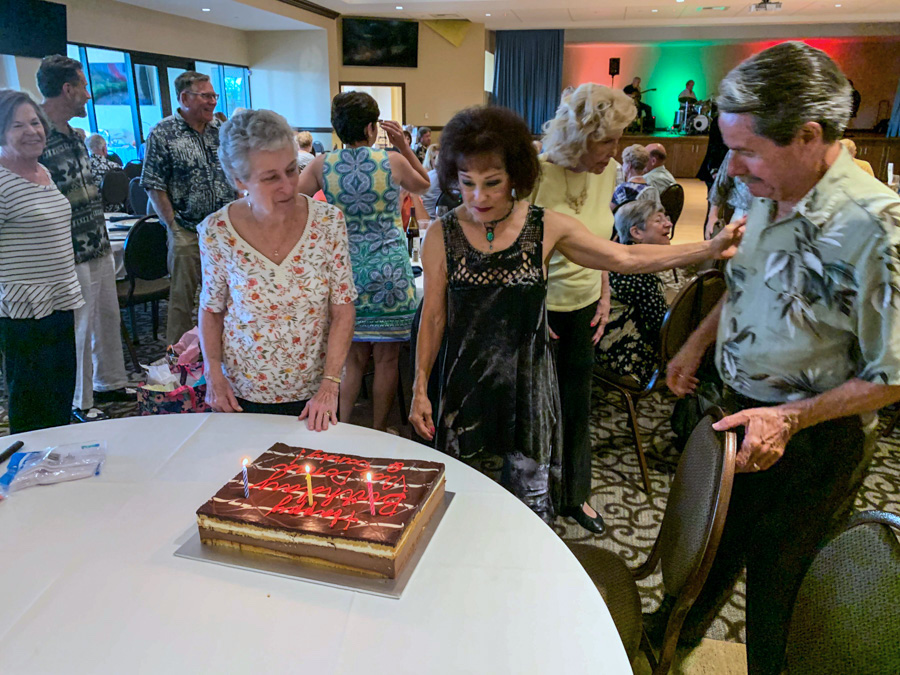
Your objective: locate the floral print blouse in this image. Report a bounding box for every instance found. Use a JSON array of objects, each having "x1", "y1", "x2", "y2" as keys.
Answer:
[{"x1": 198, "y1": 196, "x2": 357, "y2": 404}]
